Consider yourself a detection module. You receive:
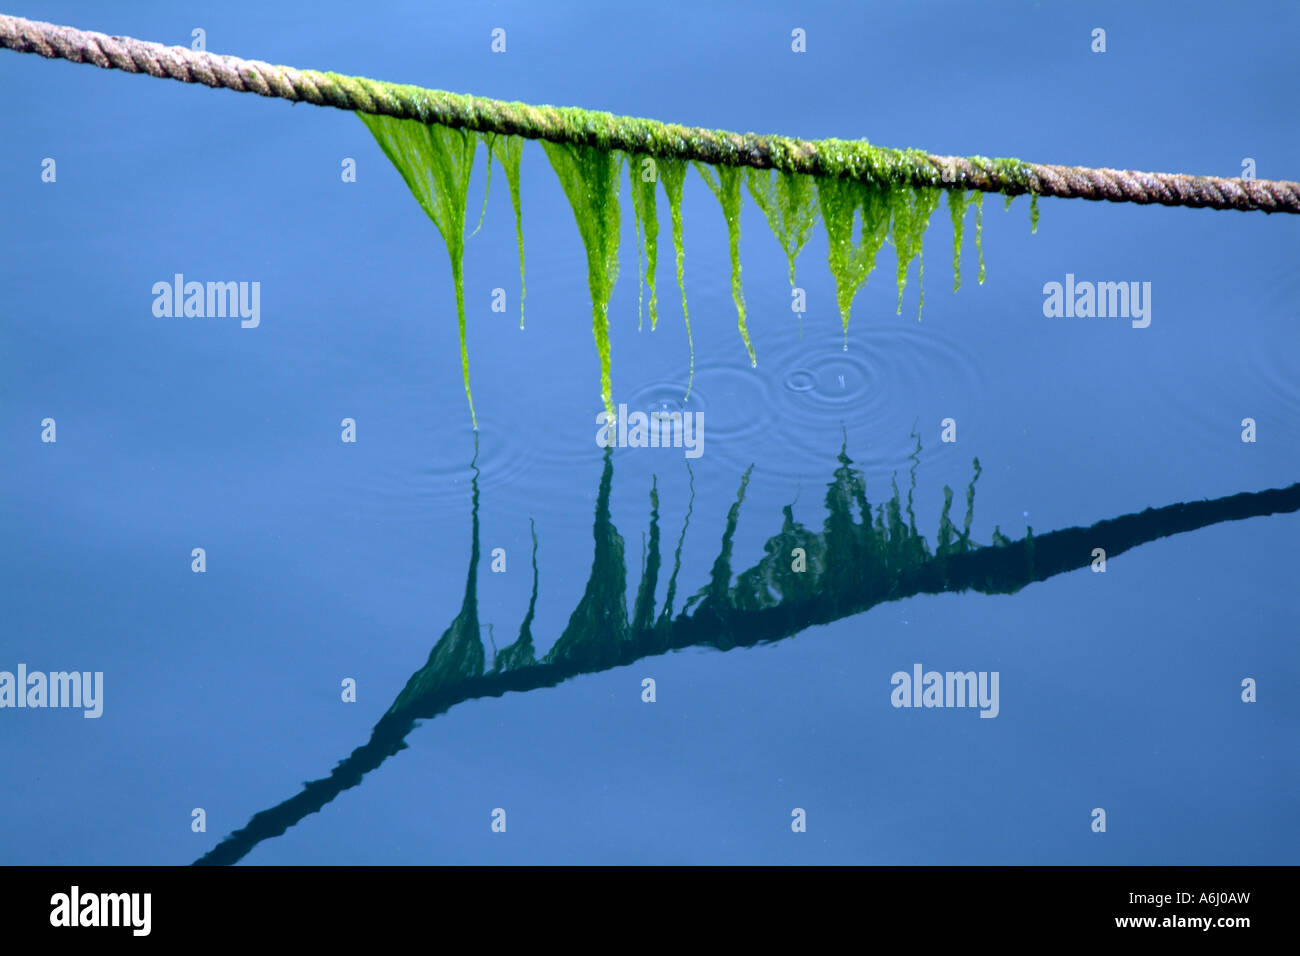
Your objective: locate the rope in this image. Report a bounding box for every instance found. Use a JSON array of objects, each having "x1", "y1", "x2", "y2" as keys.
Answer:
[{"x1": 3, "y1": 12, "x2": 1298, "y2": 214}]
